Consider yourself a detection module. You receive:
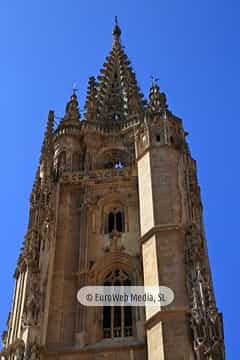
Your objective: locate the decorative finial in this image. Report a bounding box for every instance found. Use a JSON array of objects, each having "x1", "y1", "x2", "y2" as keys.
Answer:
[
  {"x1": 147, "y1": 76, "x2": 168, "y2": 114},
  {"x1": 112, "y1": 16, "x2": 121, "y2": 42},
  {"x1": 85, "y1": 76, "x2": 98, "y2": 120},
  {"x1": 72, "y1": 83, "x2": 78, "y2": 96},
  {"x1": 150, "y1": 76, "x2": 160, "y2": 88},
  {"x1": 65, "y1": 88, "x2": 80, "y2": 121}
]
